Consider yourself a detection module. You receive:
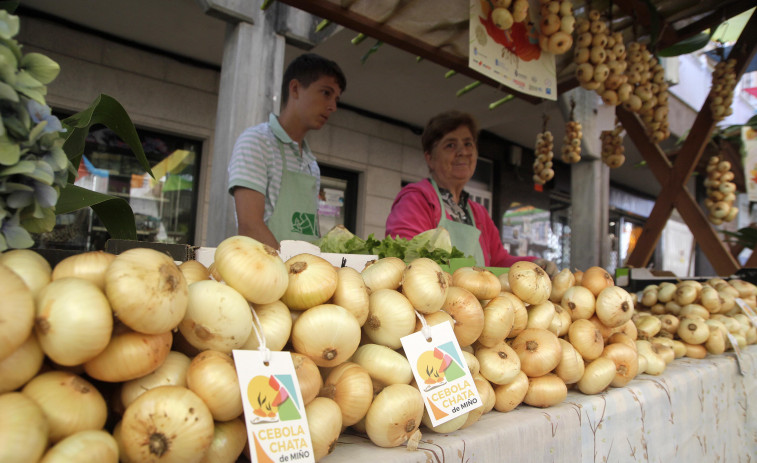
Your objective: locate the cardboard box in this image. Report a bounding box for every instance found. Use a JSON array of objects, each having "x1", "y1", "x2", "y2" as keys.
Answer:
[{"x1": 105, "y1": 239, "x2": 195, "y2": 262}]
